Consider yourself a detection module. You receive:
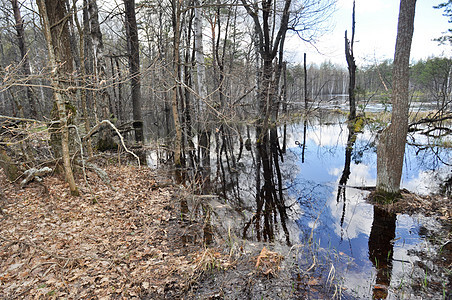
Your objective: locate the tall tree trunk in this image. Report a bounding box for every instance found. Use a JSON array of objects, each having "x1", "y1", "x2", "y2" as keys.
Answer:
[
  {"x1": 71, "y1": 0, "x2": 94, "y2": 157},
  {"x1": 86, "y1": 0, "x2": 115, "y2": 151},
  {"x1": 10, "y1": 0, "x2": 38, "y2": 119},
  {"x1": 82, "y1": 0, "x2": 97, "y2": 122},
  {"x1": 241, "y1": 0, "x2": 292, "y2": 243},
  {"x1": 124, "y1": 0, "x2": 143, "y2": 143},
  {"x1": 376, "y1": 0, "x2": 416, "y2": 196},
  {"x1": 37, "y1": 0, "x2": 79, "y2": 195},
  {"x1": 194, "y1": 0, "x2": 210, "y2": 176},
  {"x1": 304, "y1": 53, "x2": 308, "y2": 111},
  {"x1": 281, "y1": 61, "x2": 287, "y2": 153},
  {"x1": 116, "y1": 57, "x2": 124, "y2": 123},
  {"x1": 88, "y1": 0, "x2": 112, "y2": 118},
  {"x1": 171, "y1": 0, "x2": 183, "y2": 169},
  {"x1": 345, "y1": 0, "x2": 356, "y2": 121}
]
